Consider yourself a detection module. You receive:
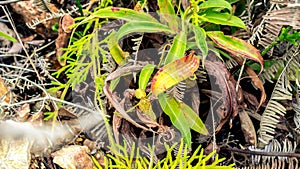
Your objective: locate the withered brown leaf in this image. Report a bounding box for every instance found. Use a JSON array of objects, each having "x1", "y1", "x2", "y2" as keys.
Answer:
[
  {"x1": 245, "y1": 66, "x2": 266, "y2": 110},
  {"x1": 205, "y1": 60, "x2": 238, "y2": 132},
  {"x1": 56, "y1": 14, "x2": 75, "y2": 66},
  {"x1": 239, "y1": 109, "x2": 257, "y2": 146}
]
